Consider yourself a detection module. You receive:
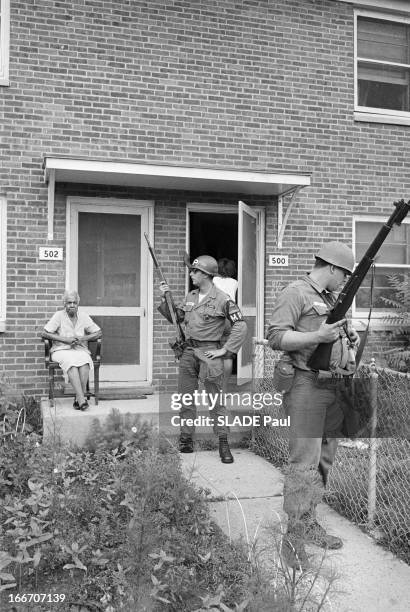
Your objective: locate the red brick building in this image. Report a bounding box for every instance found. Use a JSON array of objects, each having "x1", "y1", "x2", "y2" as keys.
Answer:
[{"x1": 0, "y1": 0, "x2": 409, "y2": 396}]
